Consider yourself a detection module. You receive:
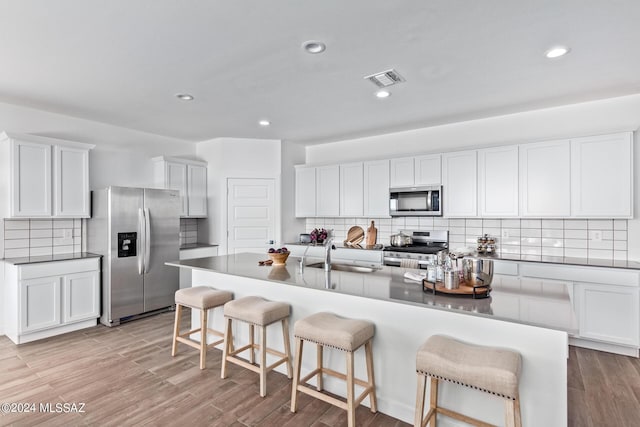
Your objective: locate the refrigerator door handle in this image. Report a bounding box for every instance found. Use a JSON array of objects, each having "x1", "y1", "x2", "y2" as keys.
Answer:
[
  {"x1": 138, "y1": 208, "x2": 145, "y2": 275},
  {"x1": 144, "y1": 207, "x2": 151, "y2": 273}
]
